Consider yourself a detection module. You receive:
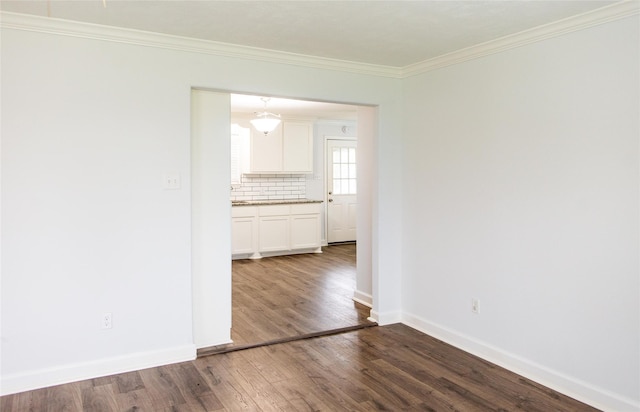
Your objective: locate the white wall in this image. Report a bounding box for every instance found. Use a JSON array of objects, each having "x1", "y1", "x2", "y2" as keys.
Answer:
[
  {"x1": 356, "y1": 108, "x2": 376, "y2": 309},
  {"x1": 2, "y1": 29, "x2": 197, "y2": 391},
  {"x1": 402, "y1": 15, "x2": 639, "y2": 411},
  {"x1": 190, "y1": 90, "x2": 232, "y2": 348},
  {"x1": 3, "y1": 10, "x2": 636, "y2": 410},
  {"x1": 0, "y1": 18, "x2": 403, "y2": 394}
]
